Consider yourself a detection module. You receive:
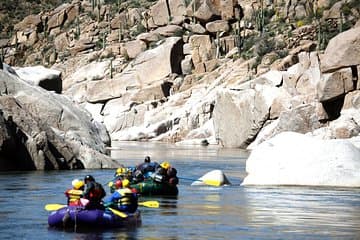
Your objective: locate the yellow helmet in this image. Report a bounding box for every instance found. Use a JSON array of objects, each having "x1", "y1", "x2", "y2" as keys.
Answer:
[
  {"x1": 160, "y1": 161, "x2": 171, "y2": 169},
  {"x1": 122, "y1": 179, "x2": 130, "y2": 188},
  {"x1": 116, "y1": 167, "x2": 126, "y2": 174},
  {"x1": 72, "y1": 179, "x2": 84, "y2": 190}
]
